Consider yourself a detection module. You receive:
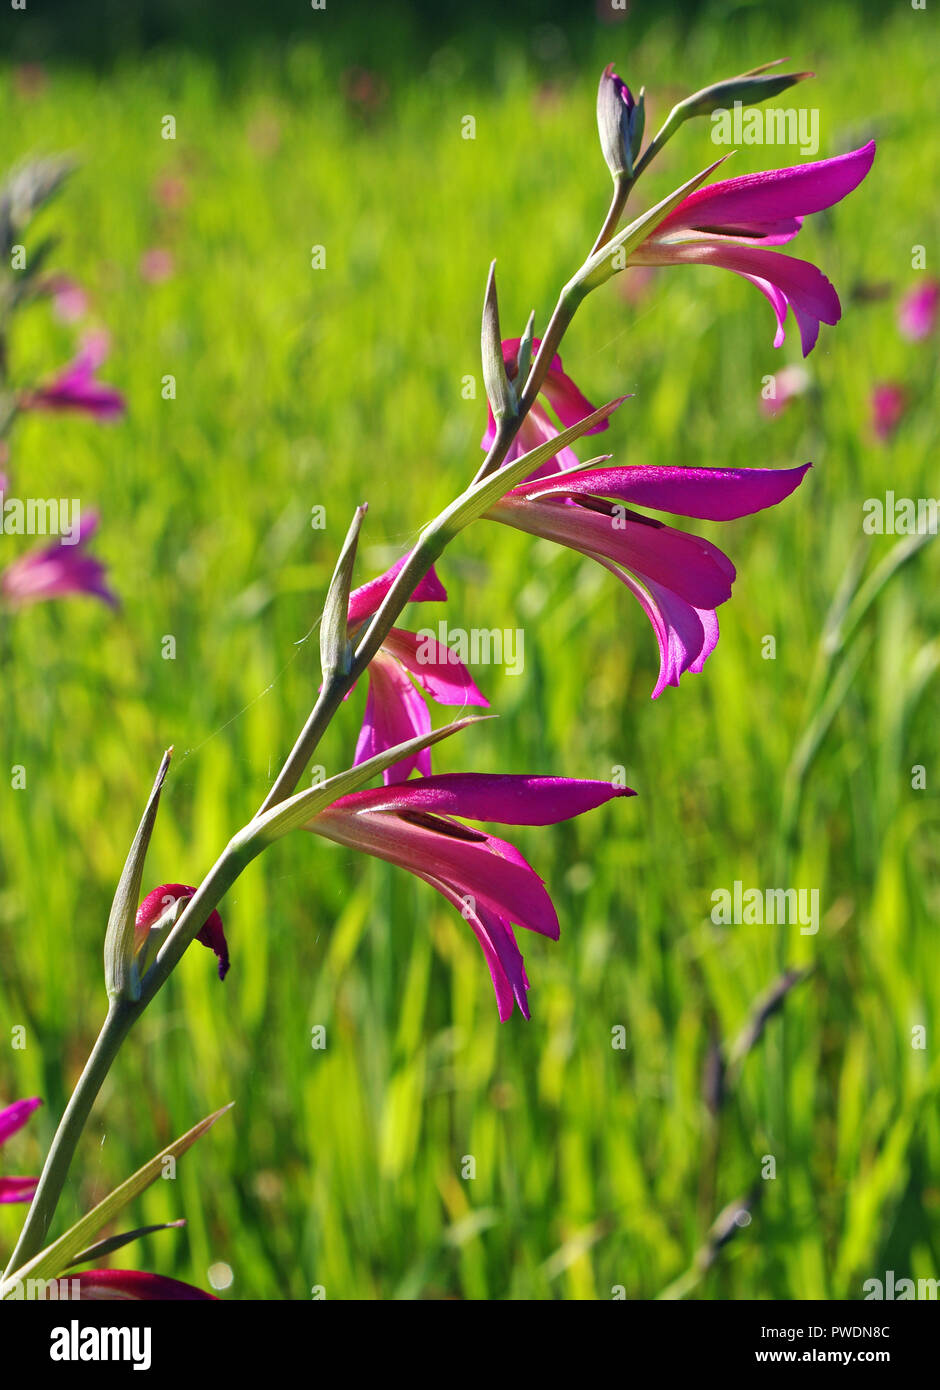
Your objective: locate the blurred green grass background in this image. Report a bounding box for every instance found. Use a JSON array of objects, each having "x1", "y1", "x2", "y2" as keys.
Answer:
[{"x1": 1, "y1": 0, "x2": 938, "y2": 1299}]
